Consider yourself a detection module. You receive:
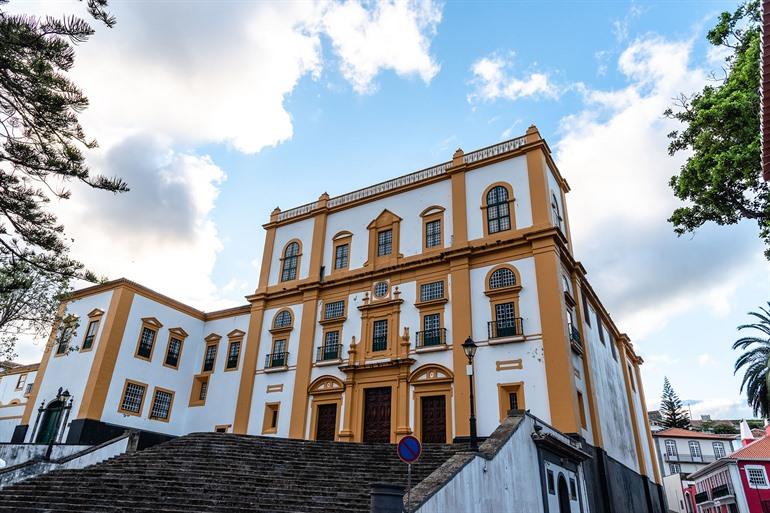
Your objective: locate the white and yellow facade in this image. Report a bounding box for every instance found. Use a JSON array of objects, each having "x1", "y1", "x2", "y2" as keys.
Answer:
[{"x1": 6, "y1": 126, "x2": 661, "y2": 502}]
